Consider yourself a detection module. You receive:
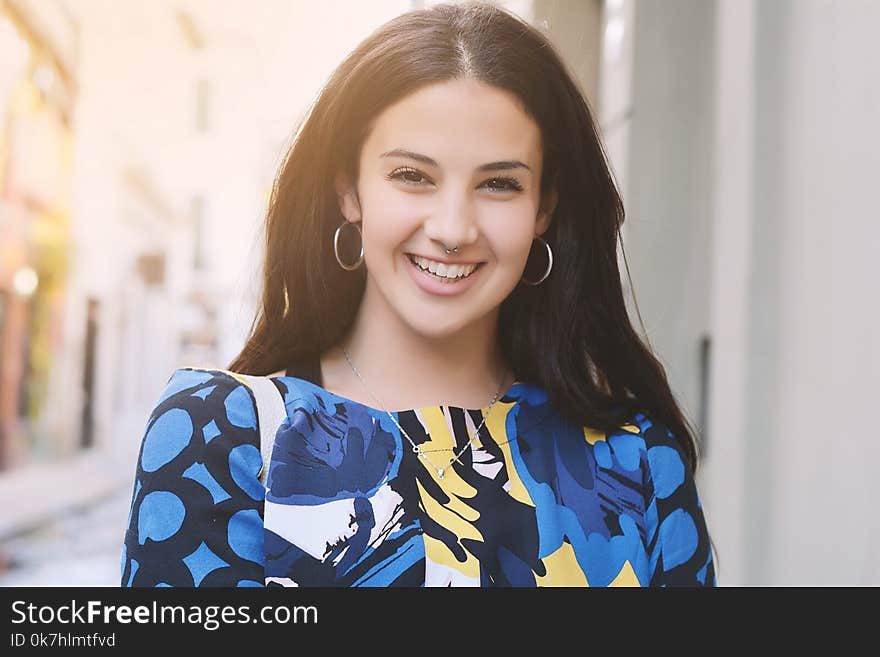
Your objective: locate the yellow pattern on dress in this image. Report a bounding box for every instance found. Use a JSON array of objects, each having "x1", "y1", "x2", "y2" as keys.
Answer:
[
  {"x1": 608, "y1": 559, "x2": 641, "y2": 586},
  {"x1": 488, "y1": 401, "x2": 596, "y2": 585},
  {"x1": 583, "y1": 427, "x2": 606, "y2": 445},
  {"x1": 484, "y1": 399, "x2": 534, "y2": 507},
  {"x1": 584, "y1": 423, "x2": 640, "y2": 445},
  {"x1": 416, "y1": 407, "x2": 484, "y2": 578},
  {"x1": 534, "y1": 540, "x2": 590, "y2": 586}
]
